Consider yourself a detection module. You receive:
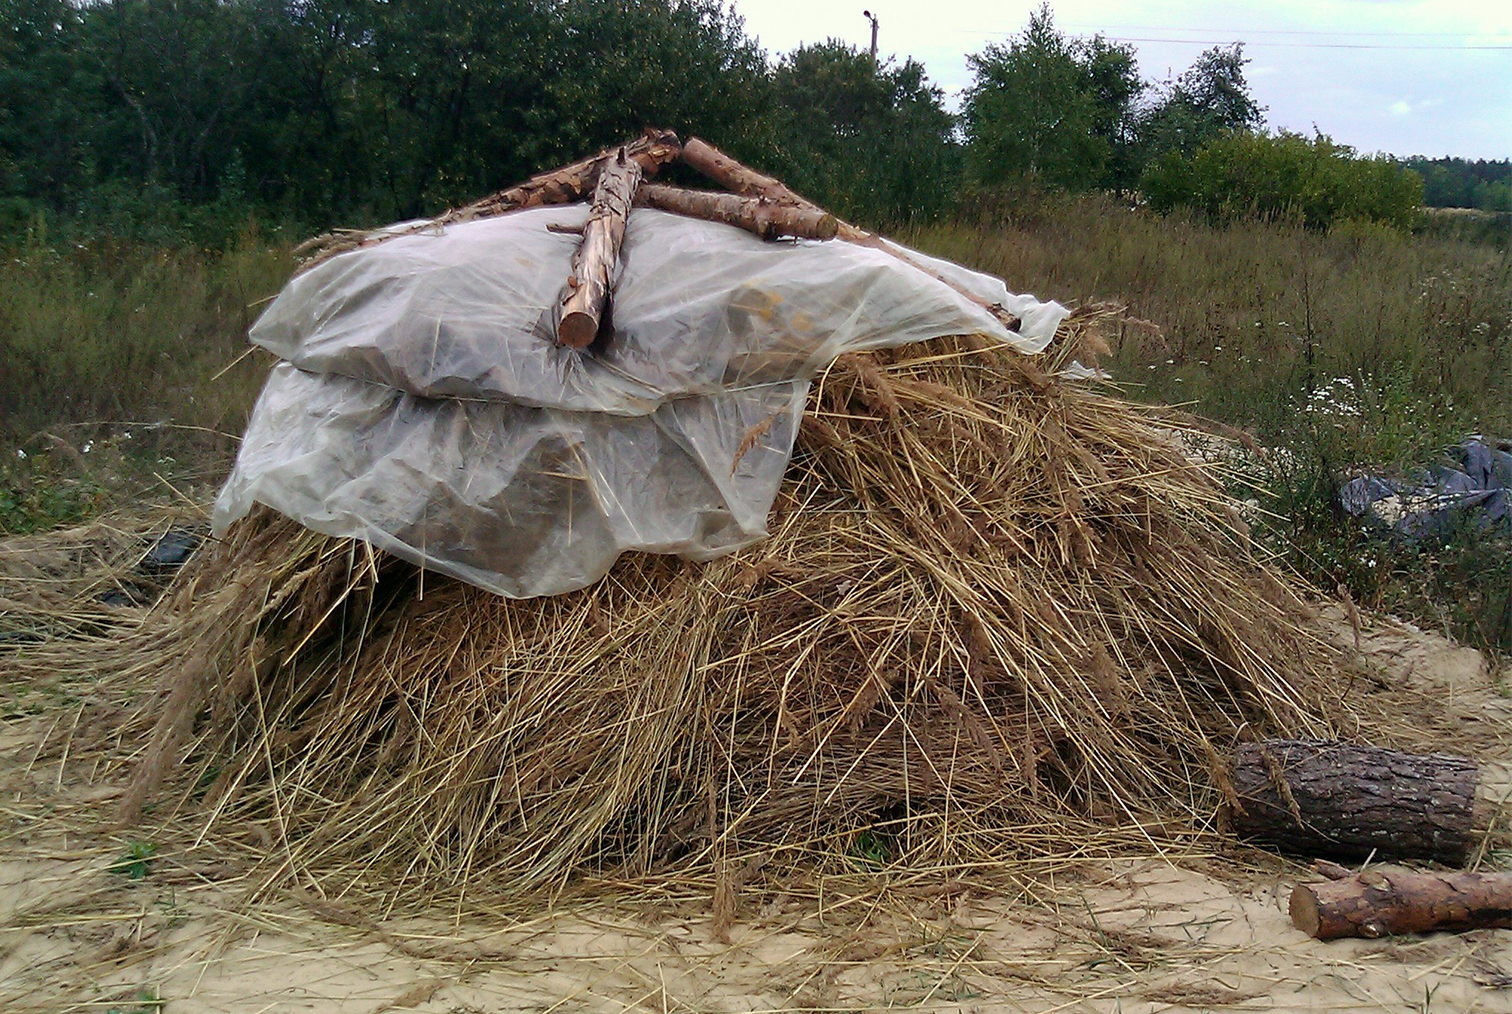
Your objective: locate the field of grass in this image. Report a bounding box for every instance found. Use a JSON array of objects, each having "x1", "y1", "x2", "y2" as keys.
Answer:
[{"x1": 3, "y1": 198, "x2": 1510, "y2": 647}]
